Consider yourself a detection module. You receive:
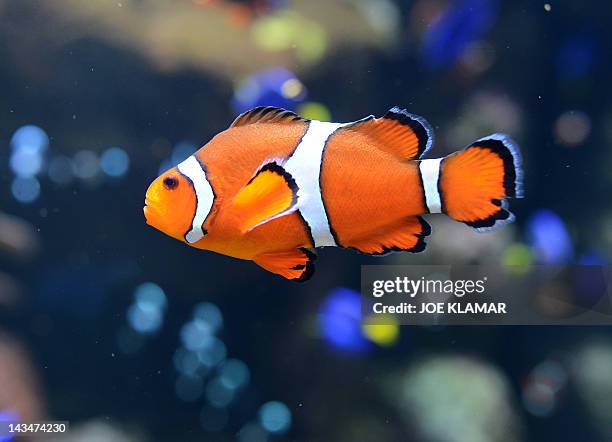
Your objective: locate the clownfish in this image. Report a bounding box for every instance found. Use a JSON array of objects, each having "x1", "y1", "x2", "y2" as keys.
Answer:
[{"x1": 144, "y1": 106, "x2": 523, "y2": 281}]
